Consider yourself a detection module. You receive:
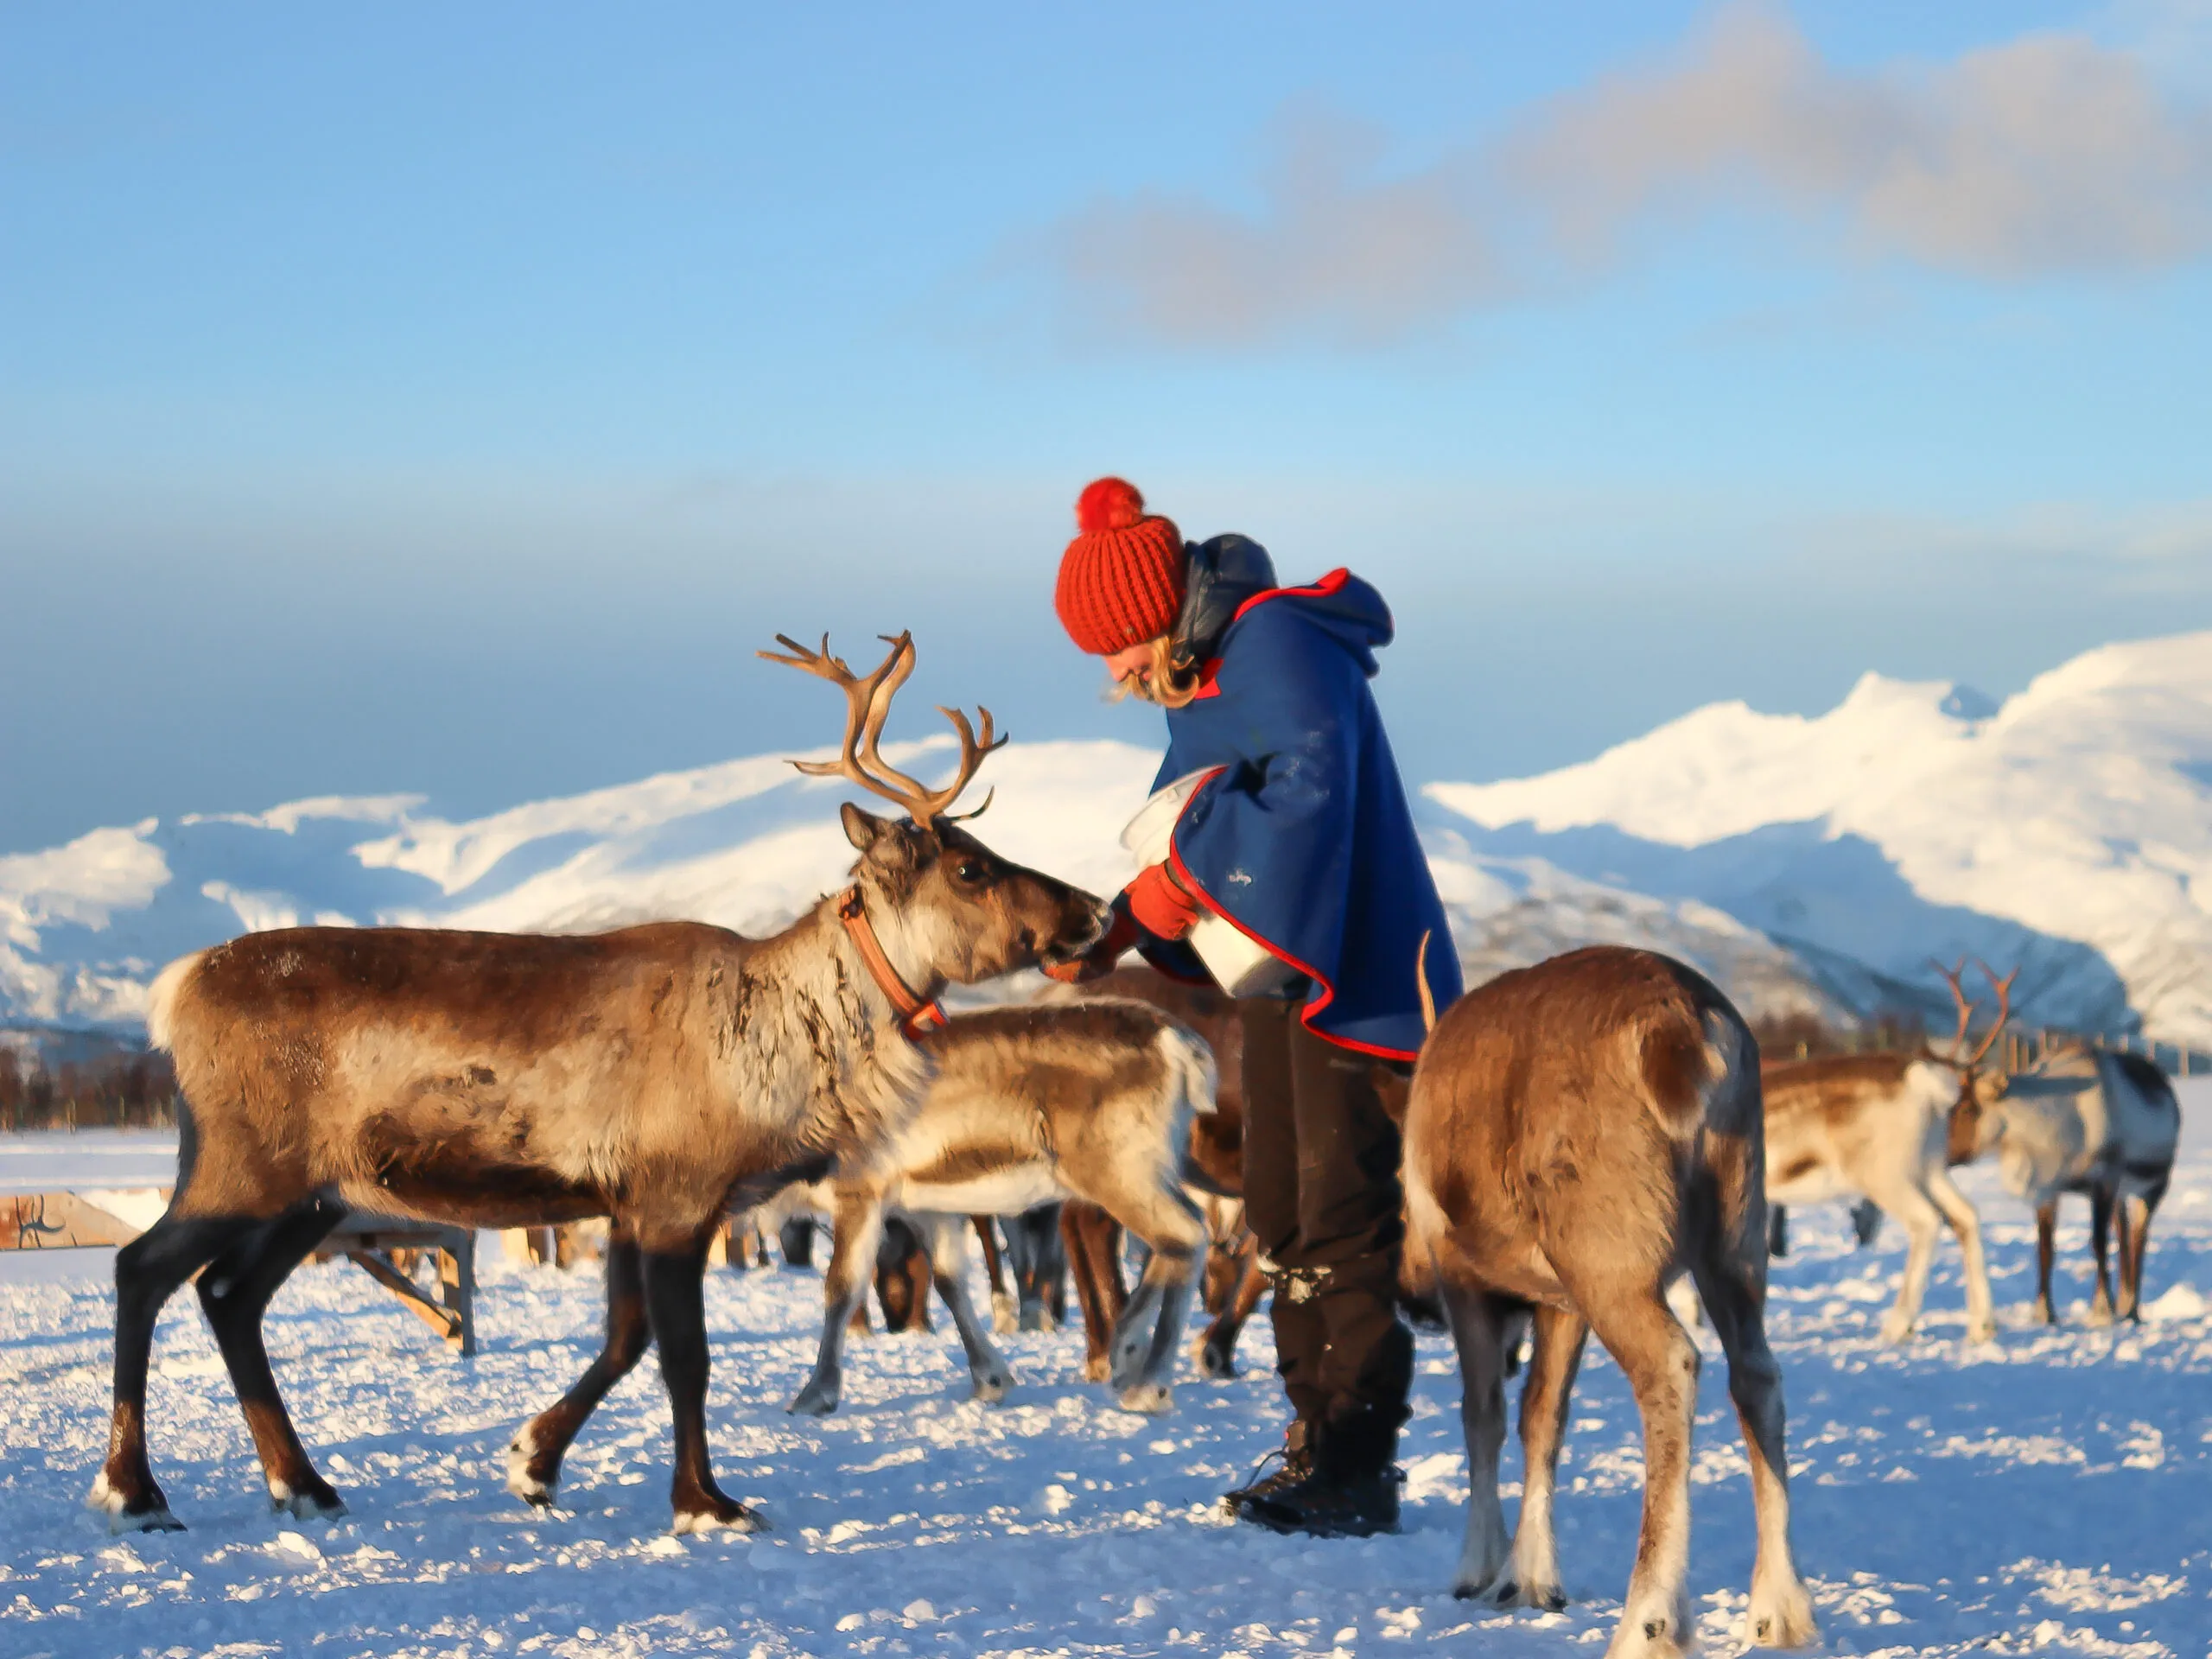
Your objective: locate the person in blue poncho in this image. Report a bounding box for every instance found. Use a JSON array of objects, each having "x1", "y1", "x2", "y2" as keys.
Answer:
[{"x1": 1046, "y1": 476, "x2": 1462, "y2": 1538}]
